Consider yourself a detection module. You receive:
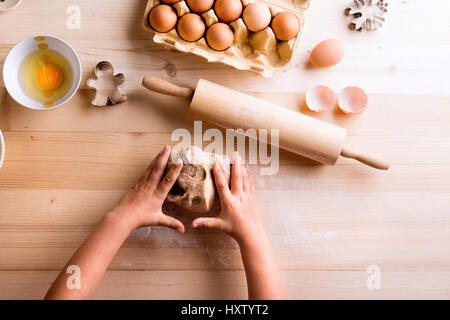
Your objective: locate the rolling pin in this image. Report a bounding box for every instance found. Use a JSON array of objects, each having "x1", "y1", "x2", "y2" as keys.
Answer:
[{"x1": 142, "y1": 76, "x2": 389, "y2": 170}]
